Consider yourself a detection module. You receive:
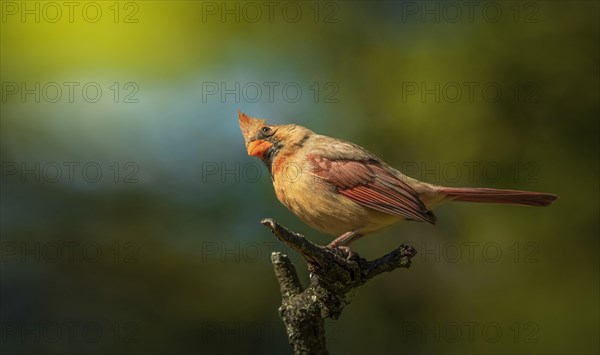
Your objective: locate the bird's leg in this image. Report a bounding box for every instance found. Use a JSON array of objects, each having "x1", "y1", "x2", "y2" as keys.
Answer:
[
  {"x1": 328, "y1": 230, "x2": 363, "y2": 247},
  {"x1": 327, "y1": 231, "x2": 354, "y2": 248}
]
